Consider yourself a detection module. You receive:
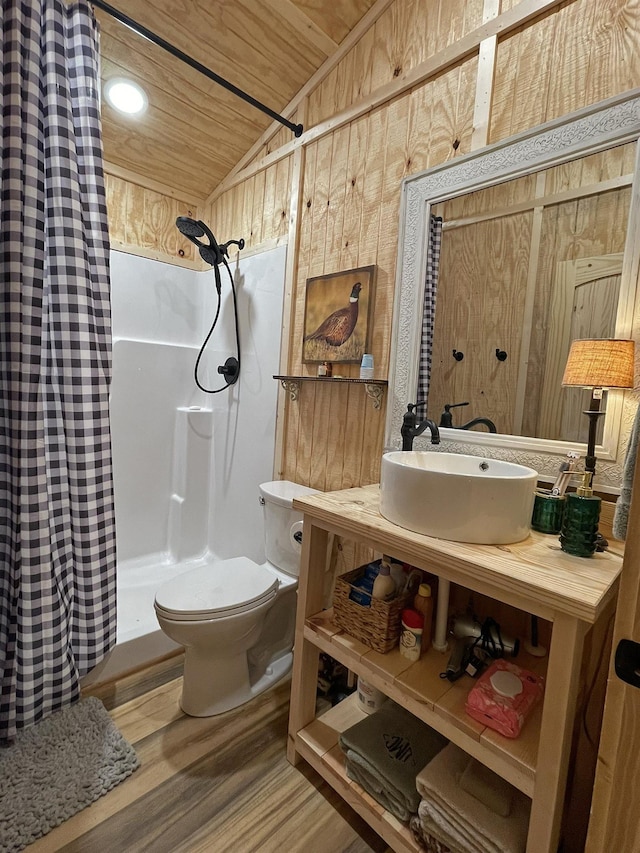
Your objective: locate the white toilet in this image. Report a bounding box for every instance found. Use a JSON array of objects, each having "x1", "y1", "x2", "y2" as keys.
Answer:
[{"x1": 154, "y1": 480, "x2": 317, "y2": 716}]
